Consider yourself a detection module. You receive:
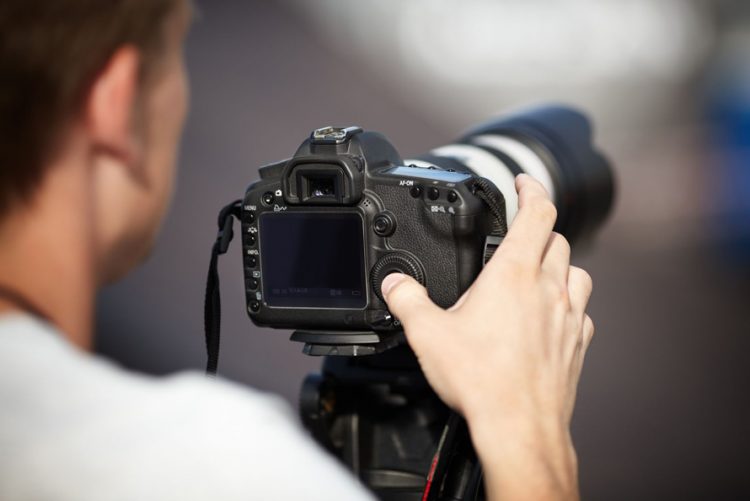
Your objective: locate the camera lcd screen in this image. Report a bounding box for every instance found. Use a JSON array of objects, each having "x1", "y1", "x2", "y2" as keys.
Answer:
[
  {"x1": 259, "y1": 212, "x2": 366, "y2": 308},
  {"x1": 388, "y1": 166, "x2": 473, "y2": 183}
]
